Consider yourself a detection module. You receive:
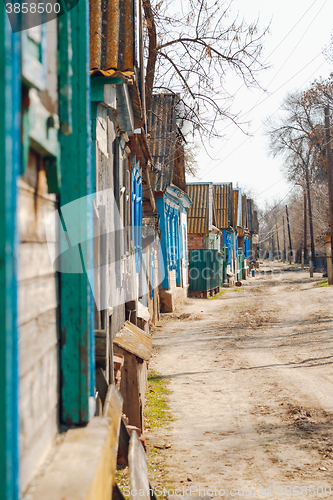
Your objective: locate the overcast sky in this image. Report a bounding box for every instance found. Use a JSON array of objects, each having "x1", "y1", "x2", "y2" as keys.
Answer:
[{"x1": 187, "y1": 0, "x2": 332, "y2": 209}]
